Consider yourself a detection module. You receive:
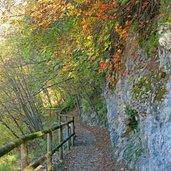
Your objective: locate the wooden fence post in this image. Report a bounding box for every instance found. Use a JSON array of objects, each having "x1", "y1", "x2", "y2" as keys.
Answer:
[
  {"x1": 65, "y1": 116, "x2": 68, "y2": 122},
  {"x1": 67, "y1": 123, "x2": 71, "y2": 150},
  {"x1": 47, "y1": 132, "x2": 52, "y2": 171},
  {"x1": 59, "y1": 125, "x2": 63, "y2": 160},
  {"x1": 1, "y1": 117, "x2": 76, "y2": 171},
  {"x1": 71, "y1": 117, "x2": 75, "y2": 146},
  {"x1": 21, "y1": 142, "x2": 28, "y2": 171},
  {"x1": 59, "y1": 115, "x2": 62, "y2": 124}
]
